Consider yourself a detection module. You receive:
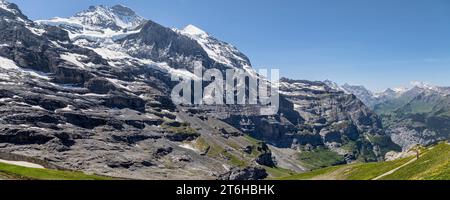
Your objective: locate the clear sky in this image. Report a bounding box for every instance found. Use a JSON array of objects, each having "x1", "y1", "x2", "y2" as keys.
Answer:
[{"x1": 8, "y1": 0, "x2": 450, "y2": 92}]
